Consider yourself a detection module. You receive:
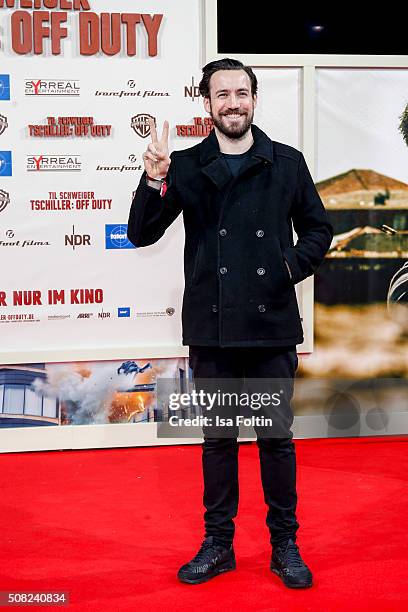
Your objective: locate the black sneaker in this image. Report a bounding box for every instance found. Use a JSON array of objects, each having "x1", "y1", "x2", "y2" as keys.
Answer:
[
  {"x1": 177, "y1": 536, "x2": 236, "y2": 584},
  {"x1": 270, "y1": 539, "x2": 313, "y2": 588}
]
